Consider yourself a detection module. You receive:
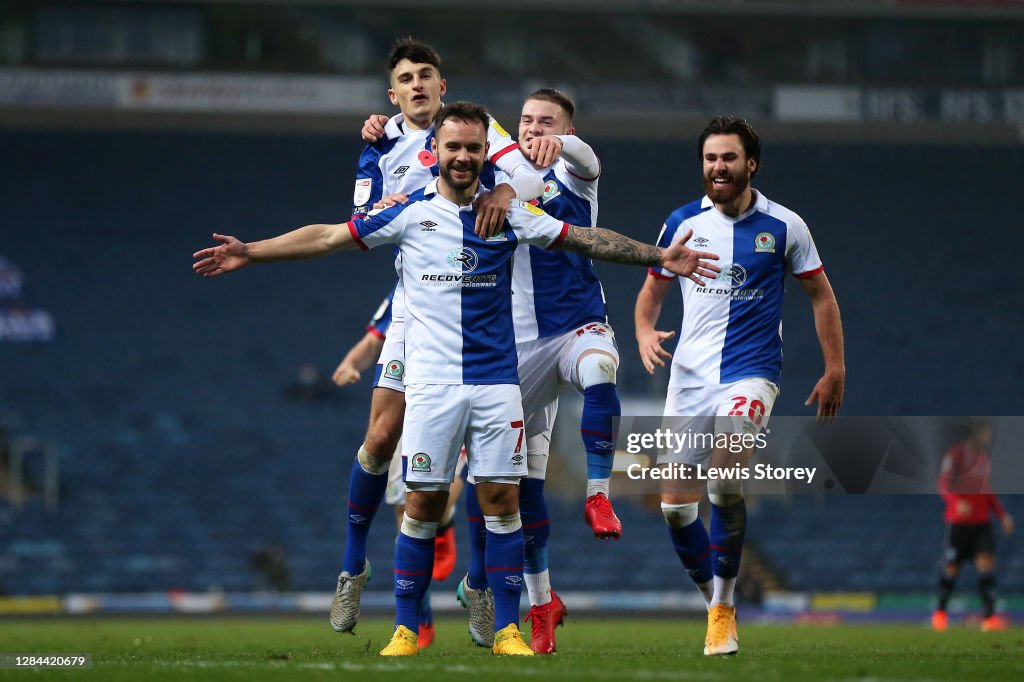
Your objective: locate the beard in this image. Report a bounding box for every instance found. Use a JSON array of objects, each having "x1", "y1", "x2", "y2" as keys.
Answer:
[
  {"x1": 439, "y1": 161, "x2": 481, "y2": 191},
  {"x1": 703, "y1": 170, "x2": 750, "y2": 204}
]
